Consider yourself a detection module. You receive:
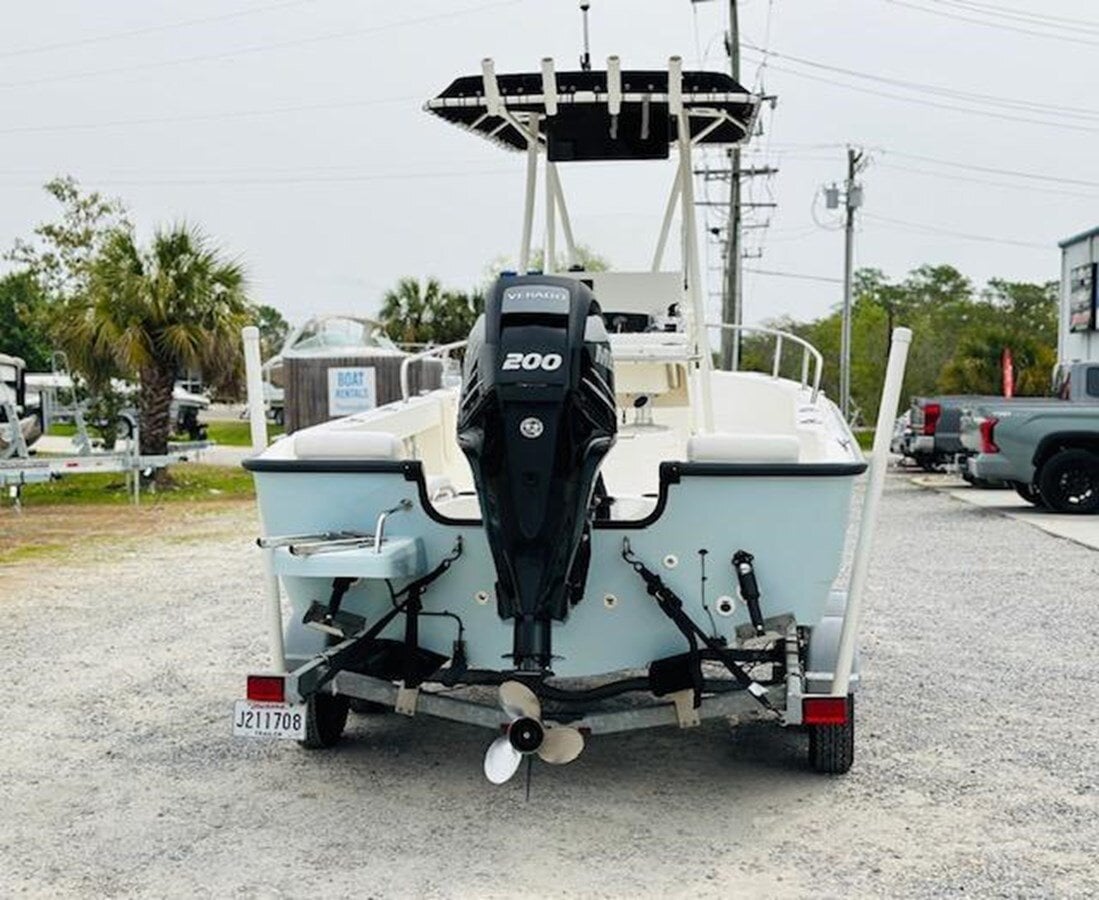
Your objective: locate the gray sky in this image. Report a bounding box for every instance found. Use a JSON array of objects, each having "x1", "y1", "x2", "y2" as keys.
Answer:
[{"x1": 1, "y1": 0, "x2": 1095, "y2": 329}]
